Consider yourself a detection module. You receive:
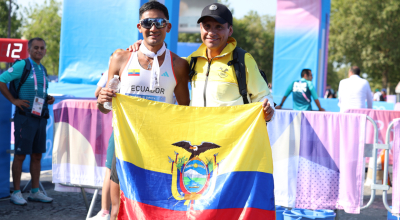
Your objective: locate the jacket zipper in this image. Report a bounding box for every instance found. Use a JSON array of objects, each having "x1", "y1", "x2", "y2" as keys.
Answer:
[{"x1": 203, "y1": 60, "x2": 213, "y2": 107}]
